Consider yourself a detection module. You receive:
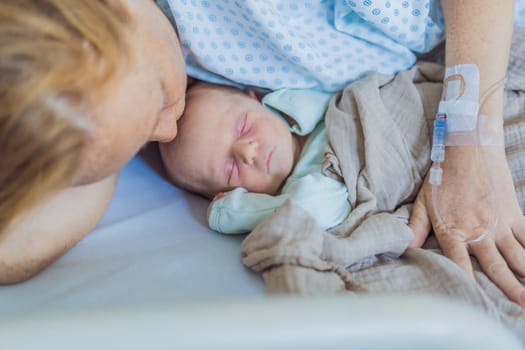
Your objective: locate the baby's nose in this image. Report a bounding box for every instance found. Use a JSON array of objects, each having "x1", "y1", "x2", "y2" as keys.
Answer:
[{"x1": 234, "y1": 139, "x2": 258, "y2": 165}]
